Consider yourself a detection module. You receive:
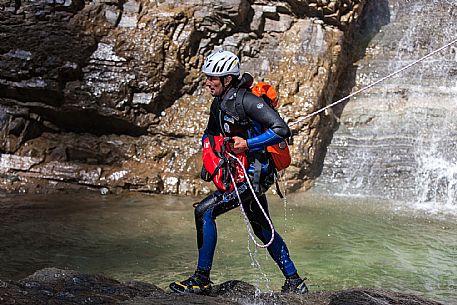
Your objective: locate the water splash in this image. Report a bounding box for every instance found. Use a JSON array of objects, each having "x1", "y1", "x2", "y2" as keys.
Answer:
[{"x1": 246, "y1": 237, "x2": 272, "y2": 295}]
